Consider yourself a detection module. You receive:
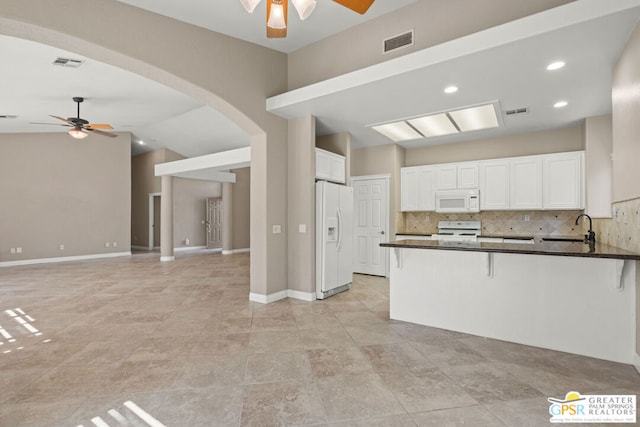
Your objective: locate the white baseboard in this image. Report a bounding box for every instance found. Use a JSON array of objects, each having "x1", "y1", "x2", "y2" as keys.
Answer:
[
  {"x1": 160, "y1": 256, "x2": 175, "y2": 262},
  {"x1": 250, "y1": 290, "x2": 288, "y2": 304},
  {"x1": 0, "y1": 251, "x2": 132, "y2": 268},
  {"x1": 287, "y1": 289, "x2": 316, "y2": 302},
  {"x1": 174, "y1": 246, "x2": 207, "y2": 252},
  {"x1": 222, "y1": 248, "x2": 250, "y2": 255},
  {"x1": 249, "y1": 289, "x2": 317, "y2": 304}
]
